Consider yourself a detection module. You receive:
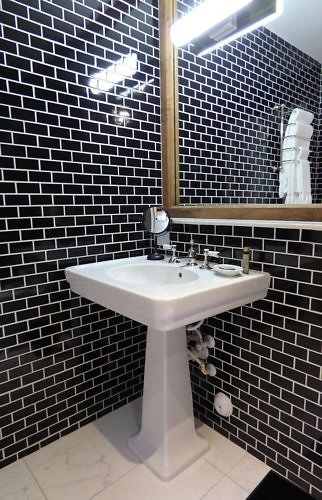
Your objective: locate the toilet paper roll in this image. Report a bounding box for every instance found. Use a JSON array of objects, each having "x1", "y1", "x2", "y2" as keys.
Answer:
[
  {"x1": 214, "y1": 392, "x2": 233, "y2": 417},
  {"x1": 297, "y1": 147, "x2": 310, "y2": 160}
]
